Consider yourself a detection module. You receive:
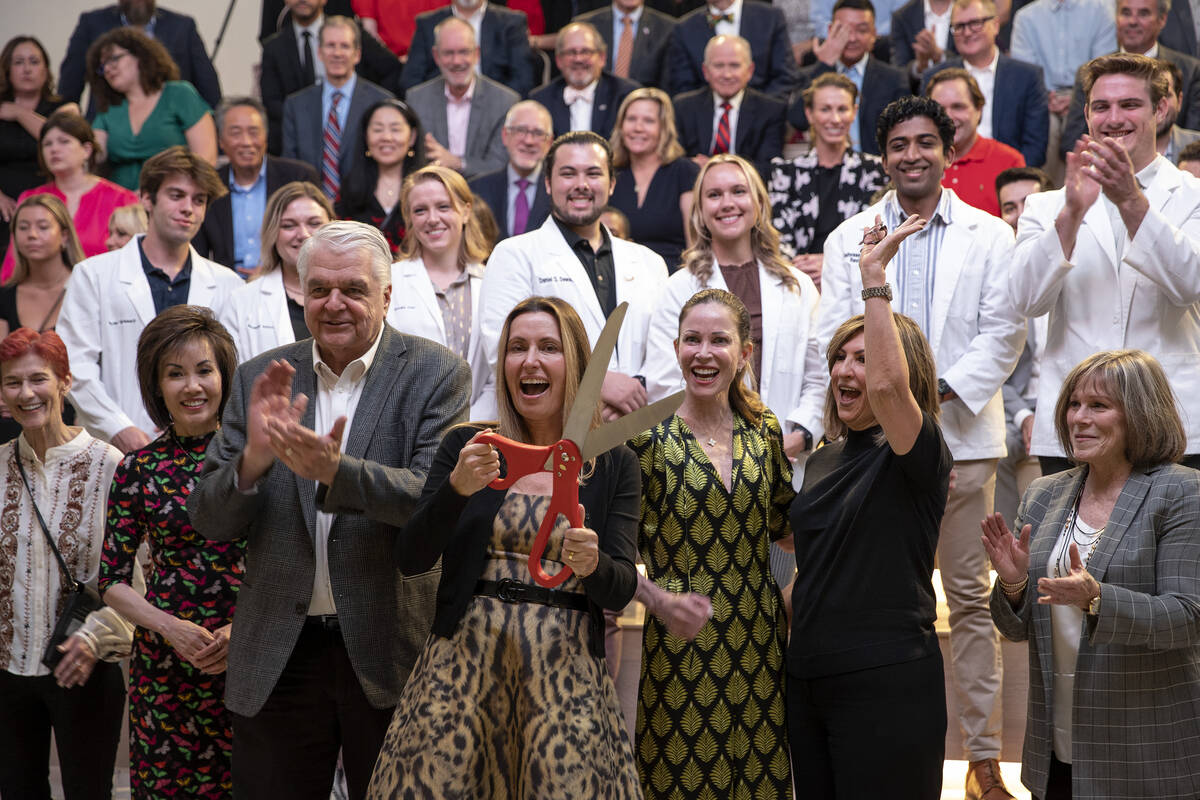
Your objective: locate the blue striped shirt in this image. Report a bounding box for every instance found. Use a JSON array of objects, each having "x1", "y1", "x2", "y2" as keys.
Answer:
[{"x1": 884, "y1": 189, "x2": 953, "y2": 335}]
